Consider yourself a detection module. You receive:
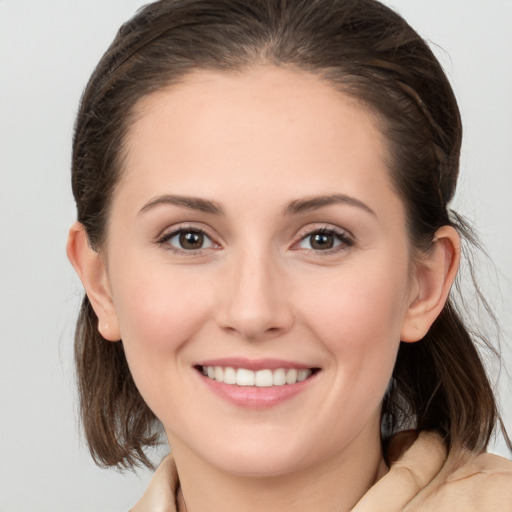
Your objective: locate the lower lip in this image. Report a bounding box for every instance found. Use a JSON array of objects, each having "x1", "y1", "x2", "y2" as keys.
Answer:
[{"x1": 198, "y1": 371, "x2": 317, "y2": 408}]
